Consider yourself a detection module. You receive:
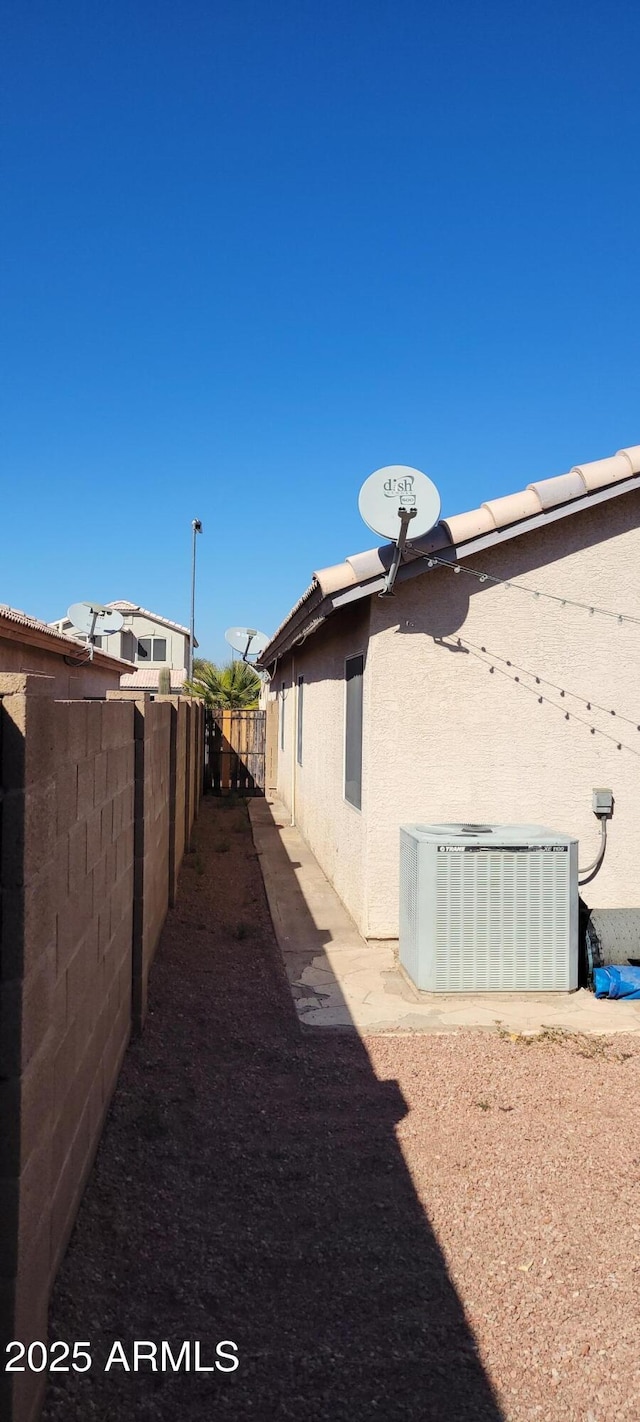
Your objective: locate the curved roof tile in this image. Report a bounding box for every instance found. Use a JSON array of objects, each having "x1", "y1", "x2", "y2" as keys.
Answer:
[
  {"x1": 482, "y1": 490, "x2": 541, "y2": 527},
  {"x1": 618, "y1": 444, "x2": 640, "y2": 474},
  {"x1": 345, "y1": 548, "x2": 388, "y2": 582},
  {"x1": 527, "y1": 470, "x2": 586, "y2": 509},
  {"x1": 441, "y1": 507, "x2": 496, "y2": 542},
  {"x1": 571, "y1": 453, "x2": 631, "y2": 491},
  {"x1": 314, "y1": 562, "x2": 358, "y2": 596}
]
